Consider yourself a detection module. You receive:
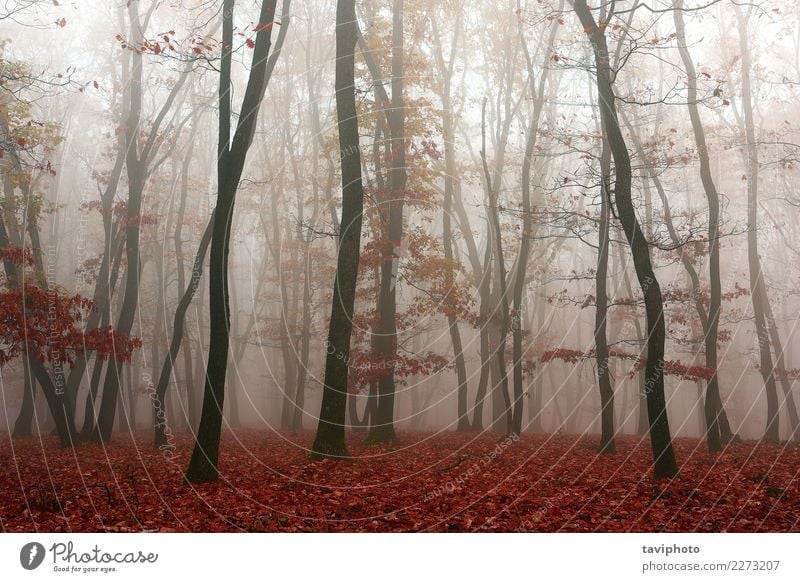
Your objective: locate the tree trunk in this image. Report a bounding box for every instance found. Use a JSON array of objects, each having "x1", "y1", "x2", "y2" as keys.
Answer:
[
  {"x1": 367, "y1": 0, "x2": 406, "y2": 444},
  {"x1": 735, "y1": 6, "x2": 780, "y2": 442},
  {"x1": 186, "y1": 0, "x2": 282, "y2": 482},
  {"x1": 673, "y1": 1, "x2": 730, "y2": 451},
  {"x1": 154, "y1": 217, "x2": 213, "y2": 449},
  {"x1": 763, "y1": 300, "x2": 799, "y2": 440},
  {"x1": 430, "y1": 13, "x2": 470, "y2": 432},
  {"x1": 595, "y1": 139, "x2": 616, "y2": 453},
  {"x1": 573, "y1": 0, "x2": 678, "y2": 478},
  {"x1": 311, "y1": 0, "x2": 365, "y2": 458},
  {"x1": 94, "y1": 1, "x2": 149, "y2": 442},
  {"x1": 12, "y1": 356, "x2": 35, "y2": 438},
  {"x1": 481, "y1": 99, "x2": 513, "y2": 436}
]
